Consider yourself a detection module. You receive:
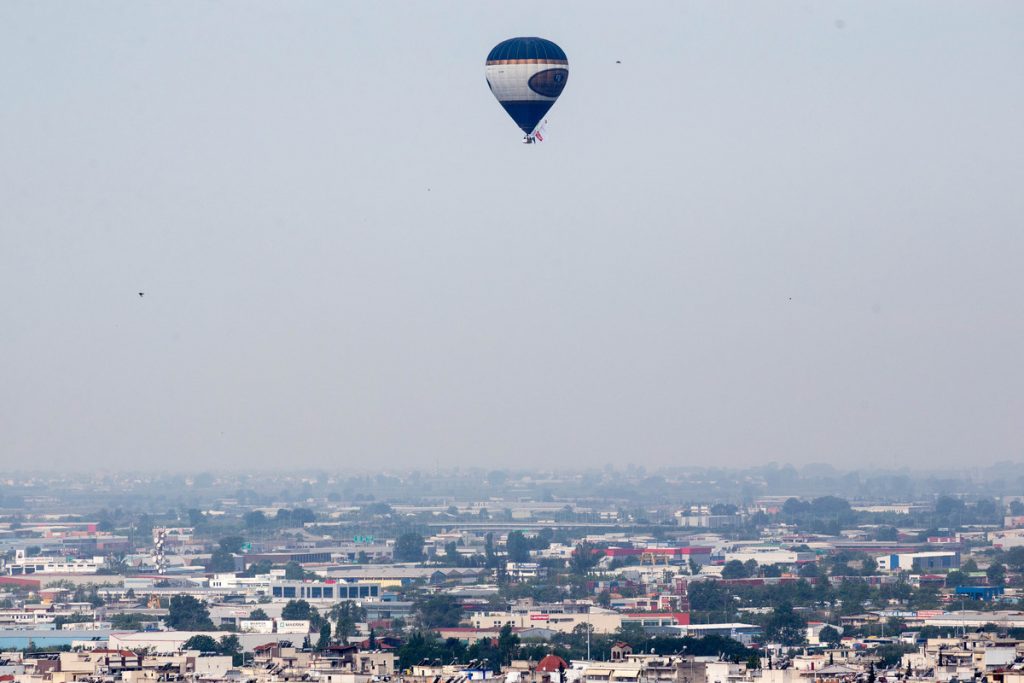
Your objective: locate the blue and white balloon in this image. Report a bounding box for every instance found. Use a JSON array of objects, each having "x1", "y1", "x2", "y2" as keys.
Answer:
[{"x1": 485, "y1": 37, "x2": 568, "y2": 137}]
